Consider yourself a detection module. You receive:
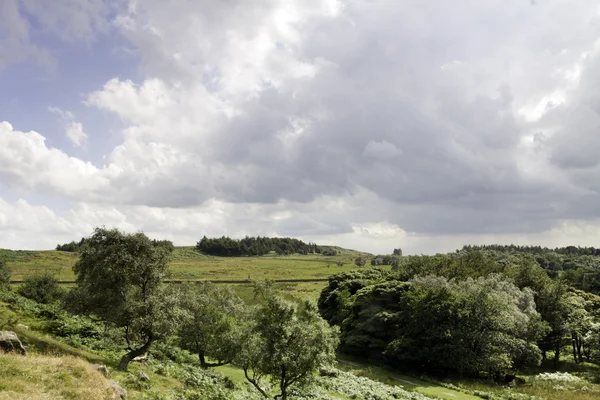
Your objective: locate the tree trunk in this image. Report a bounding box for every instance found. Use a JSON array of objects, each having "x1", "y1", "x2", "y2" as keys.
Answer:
[
  {"x1": 553, "y1": 345, "x2": 561, "y2": 368},
  {"x1": 244, "y1": 367, "x2": 269, "y2": 399},
  {"x1": 571, "y1": 334, "x2": 578, "y2": 363},
  {"x1": 576, "y1": 335, "x2": 583, "y2": 363},
  {"x1": 118, "y1": 332, "x2": 154, "y2": 371},
  {"x1": 199, "y1": 351, "x2": 229, "y2": 369}
]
